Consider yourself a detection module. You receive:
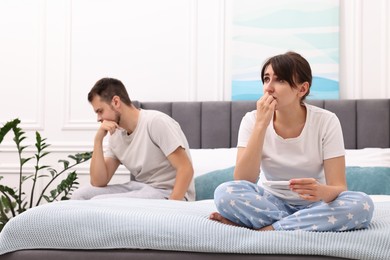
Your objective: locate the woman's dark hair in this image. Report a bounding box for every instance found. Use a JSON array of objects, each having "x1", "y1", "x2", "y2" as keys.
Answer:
[
  {"x1": 88, "y1": 78, "x2": 132, "y2": 106},
  {"x1": 261, "y1": 51, "x2": 312, "y2": 100}
]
